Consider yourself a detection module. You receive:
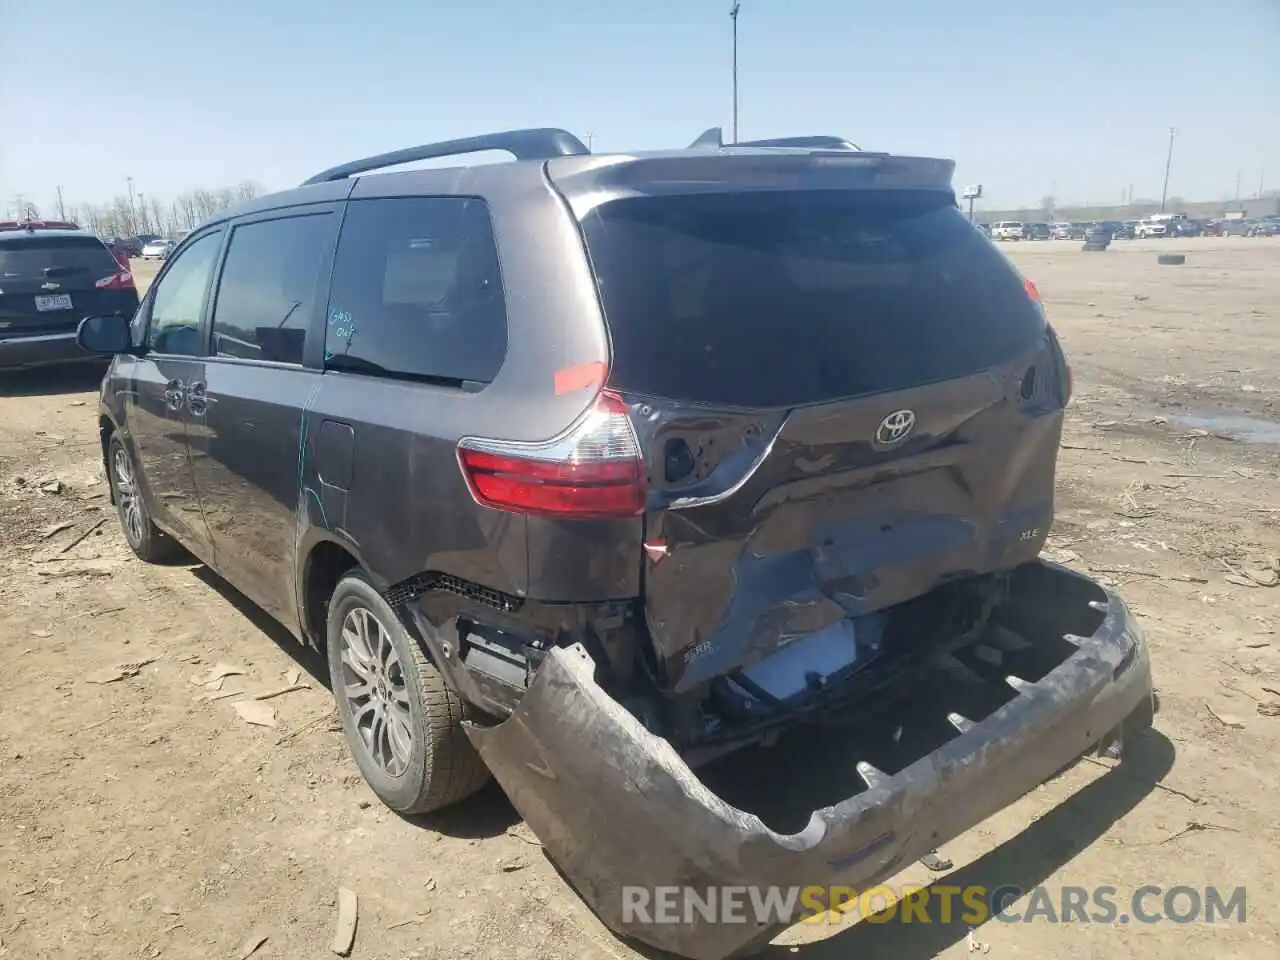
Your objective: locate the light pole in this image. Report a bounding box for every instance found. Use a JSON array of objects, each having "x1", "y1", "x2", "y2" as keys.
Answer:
[
  {"x1": 1159, "y1": 127, "x2": 1175, "y2": 213},
  {"x1": 126, "y1": 176, "x2": 136, "y2": 235},
  {"x1": 730, "y1": 1, "x2": 740, "y2": 143}
]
